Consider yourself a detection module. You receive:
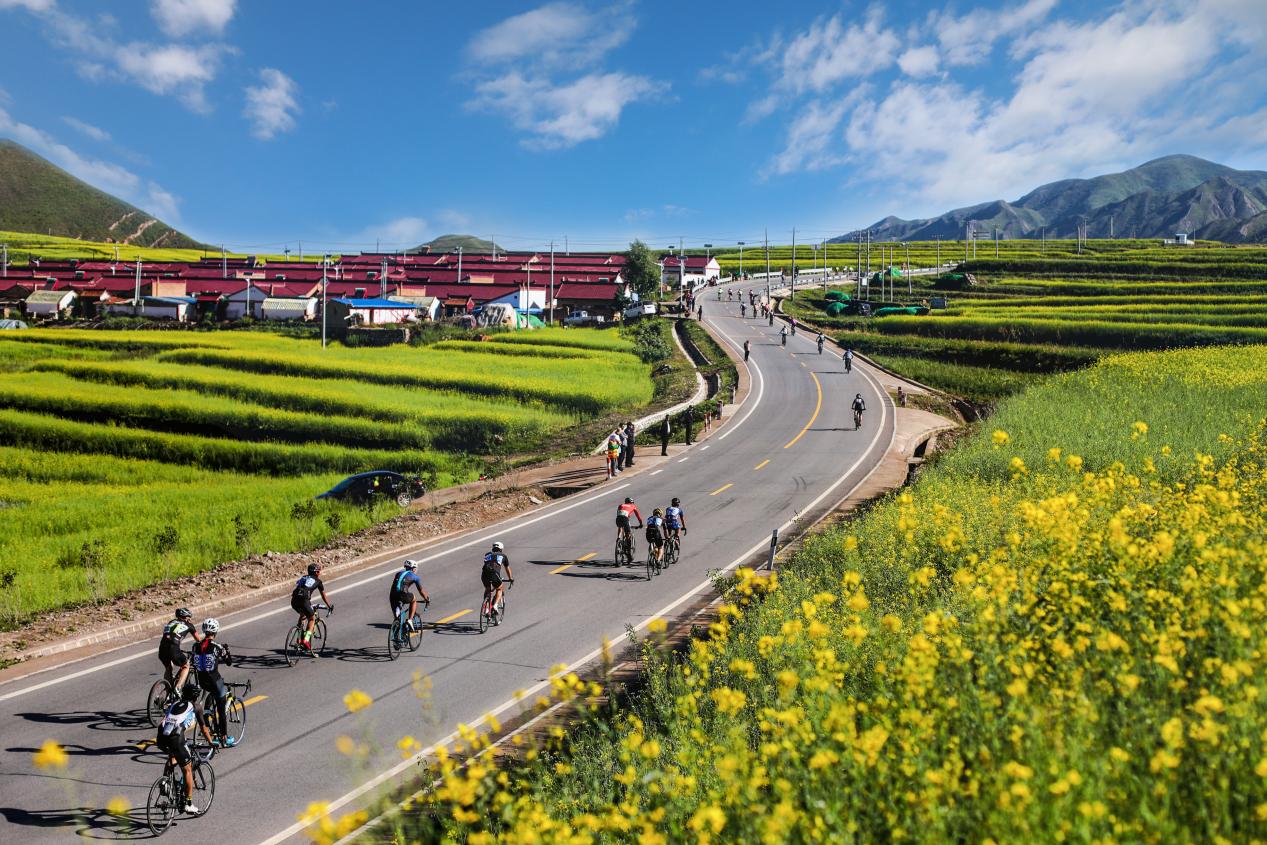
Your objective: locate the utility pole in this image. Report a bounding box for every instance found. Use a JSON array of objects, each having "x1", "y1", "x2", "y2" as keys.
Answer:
[
  {"x1": 965, "y1": 221, "x2": 971, "y2": 263},
  {"x1": 284, "y1": 247, "x2": 291, "y2": 263},
  {"x1": 790, "y1": 227, "x2": 797, "y2": 301},
  {"x1": 380, "y1": 256, "x2": 388, "y2": 298},
  {"x1": 764, "y1": 229, "x2": 771, "y2": 305},
  {"x1": 1, "y1": 243, "x2": 6, "y2": 278},
  {"x1": 995, "y1": 227, "x2": 999, "y2": 259},
  {"x1": 738, "y1": 241, "x2": 745, "y2": 277},
  {"x1": 935, "y1": 236, "x2": 940, "y2": 268},
  {"x1": 549, "y1": 240, "x2": 555, "y2": 325},
  {"x1": 1110, "y1": 215, "x2": 1114, "y2": 240},
  {"x1": 298, "y1": 240, "x2": 303, "y2": 262},
  {"x1": 221, "y1": 245, "x2": 227, "y2": 279},
  {"x1": 134, "y1": 259, "x2": 143, "y2": 316},
  {"x1": 457, "y1": 246, "x2": 463, "y2": 284},
  {"x1": 904, "y1": 242, "x2": 911, "y2": 295},
  {"x1": 704, "y1": 243, "x2": 712, "y2": 261},
  {"x1": 856, "y1": 230, "x2": 863, "y2": 300},
  {"x1": 321, "y1": 254, "x2": 330, "y2": 348}
]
